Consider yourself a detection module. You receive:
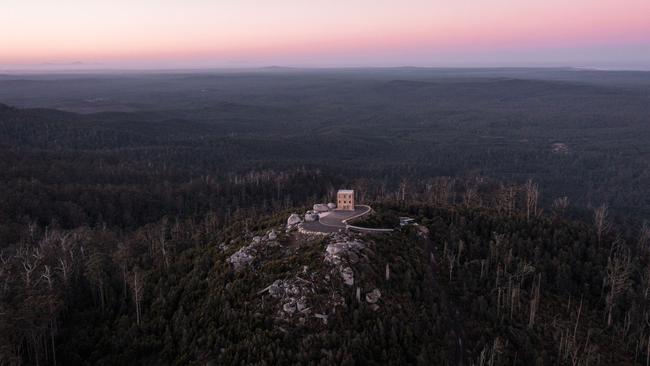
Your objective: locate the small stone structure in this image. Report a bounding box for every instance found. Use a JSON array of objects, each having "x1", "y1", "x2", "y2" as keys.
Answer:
[{"x1": 337, "y1": 189, "x2": 355, "y2": 211}]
